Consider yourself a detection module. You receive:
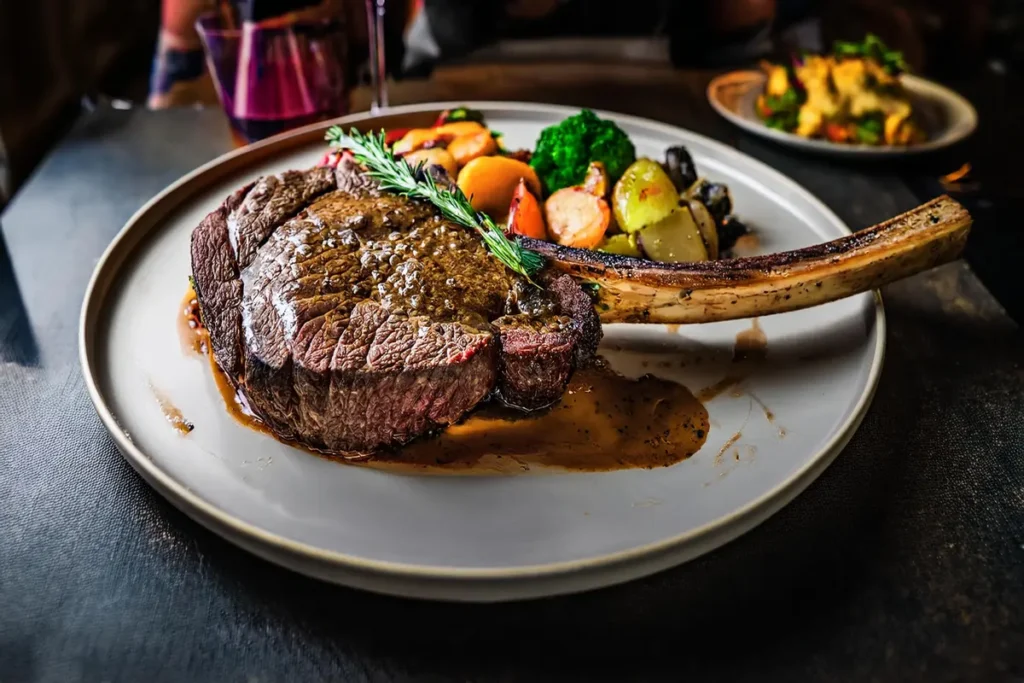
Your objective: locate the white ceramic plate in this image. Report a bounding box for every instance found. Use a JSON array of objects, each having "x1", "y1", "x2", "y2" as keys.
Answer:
[
  {"x1": 80, "y1": 102, "x2": 884, "y2": 602},
  {"x1": 708, "y1": 70, "x2": 977, "y2": 158}
]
